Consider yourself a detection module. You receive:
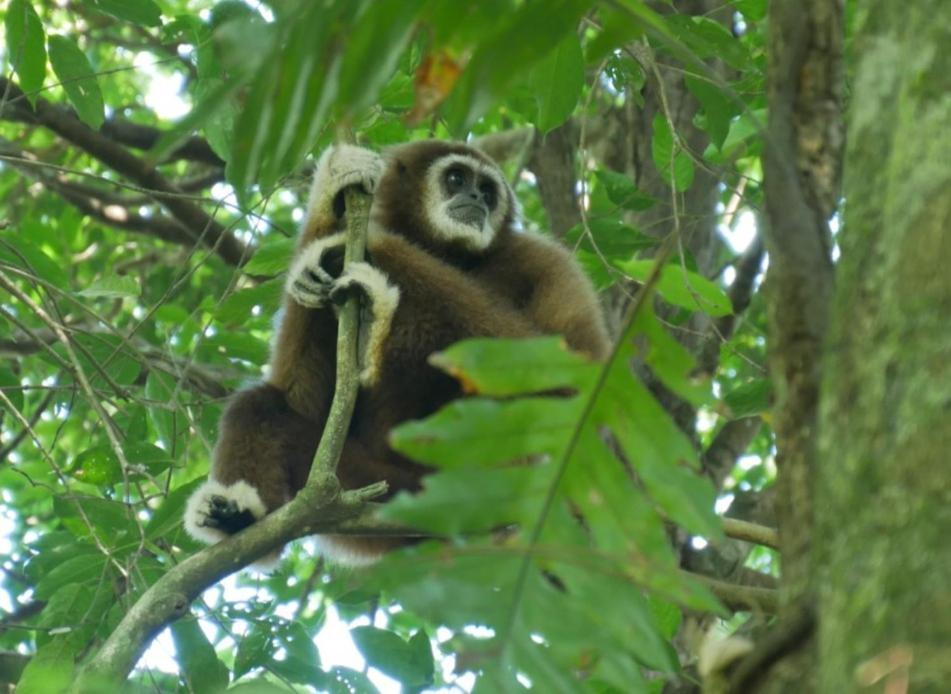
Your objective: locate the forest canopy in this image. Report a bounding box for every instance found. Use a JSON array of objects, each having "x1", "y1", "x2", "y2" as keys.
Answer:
[{"x1": 4, "y1": 1, "x2": 945, "y2": 693}]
